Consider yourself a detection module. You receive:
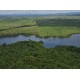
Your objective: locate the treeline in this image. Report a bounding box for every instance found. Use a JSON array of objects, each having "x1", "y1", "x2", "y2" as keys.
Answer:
[{"x1": 36, "y1": 19, "x2": 80, "y2": 27}]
